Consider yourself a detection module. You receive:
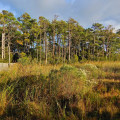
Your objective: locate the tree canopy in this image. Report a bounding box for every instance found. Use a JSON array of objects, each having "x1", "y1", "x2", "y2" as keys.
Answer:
[{"x1": 0, "y1": 10, "x2": 120, "y2": 63}]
